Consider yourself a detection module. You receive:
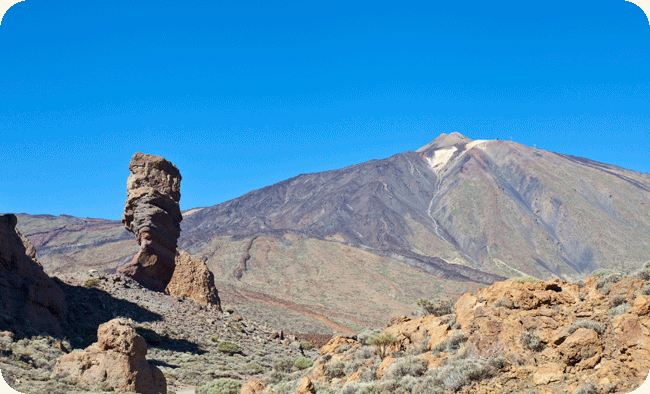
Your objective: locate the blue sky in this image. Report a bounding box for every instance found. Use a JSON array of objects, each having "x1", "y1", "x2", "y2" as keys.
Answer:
[{"x1": 1, "y1": 0, "x2": 649, "y2": 220}]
